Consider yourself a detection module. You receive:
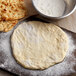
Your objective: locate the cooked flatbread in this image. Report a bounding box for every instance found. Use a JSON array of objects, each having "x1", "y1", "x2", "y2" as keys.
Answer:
[
  {"x1": 11, "y1": 21, "x2": 68, "y2": 70},
  {"x1": 0, "y1": 0, "x2": 27, "y2": 21},
  {"x1": 0, "y1": 20, "x2": 18, "y2": 32}
]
